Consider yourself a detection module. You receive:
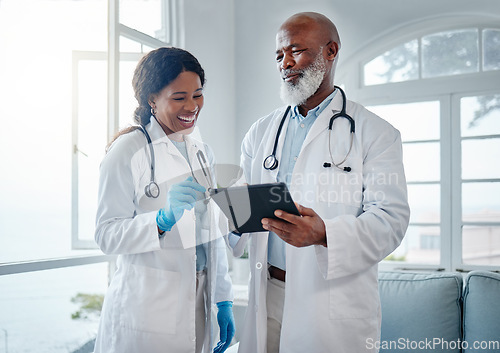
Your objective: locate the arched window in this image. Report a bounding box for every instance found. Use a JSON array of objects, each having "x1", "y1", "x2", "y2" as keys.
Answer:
[
  {"x1": 340, "y1": 19, "x2": 500, "y2": 272},
  {"x1": 364, "y1": 27, "x2": 500, "y2": 85}
]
